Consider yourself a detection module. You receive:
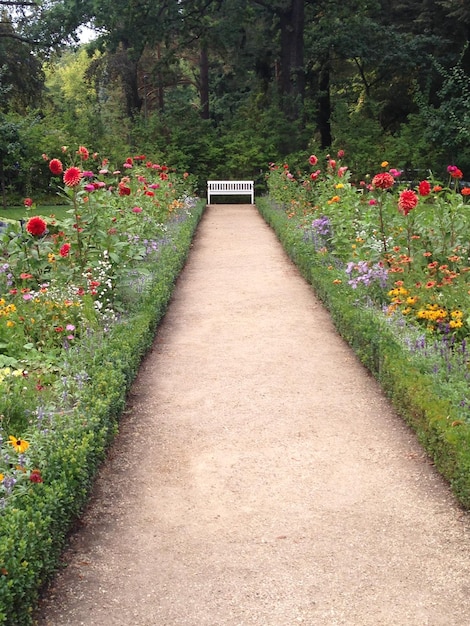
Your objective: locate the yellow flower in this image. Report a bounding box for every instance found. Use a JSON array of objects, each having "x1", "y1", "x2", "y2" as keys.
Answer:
[
  {"x1": 0, "y1": 474, "x2": 3, "y2": 482},
  {"x1": 8, "y1": 436, "x2": 30, "y2": 454},
  {"x1": 48, "y1": 253, "x2": 56, "y2": 263},
  {"x1": 6, "y1": 321, "x2": 15, "y2": 328},
  {"x1": 335, "y1": 183, "x2": 344, "y2": 189},
  {"x1": 381, "y1": 161, "x2": 389, "y2": 168}
]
